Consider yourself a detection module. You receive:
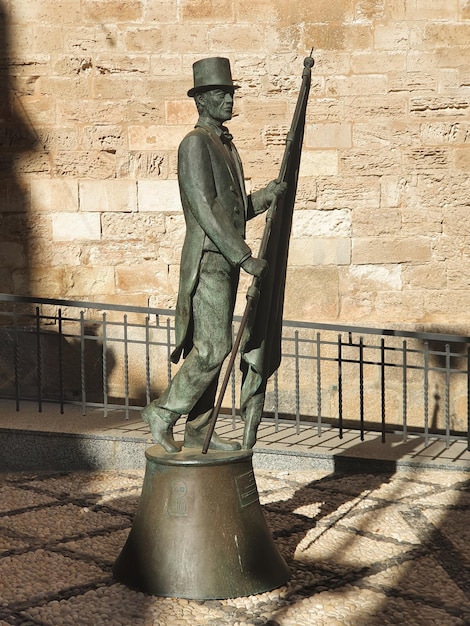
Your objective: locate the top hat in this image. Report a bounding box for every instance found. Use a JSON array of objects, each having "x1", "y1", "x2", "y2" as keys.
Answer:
[{"x1": 187, "y1": 57, "x2": 240, "y2": 97}]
